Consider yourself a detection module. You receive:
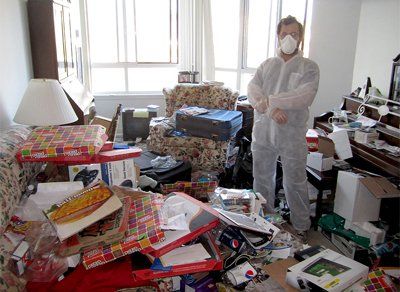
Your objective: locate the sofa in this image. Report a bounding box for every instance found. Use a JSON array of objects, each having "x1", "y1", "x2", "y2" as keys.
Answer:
[
  {"x1": 0, "y1": 126, "x2": 42, "y2": 291},
  {"x1": 147, "y1": 84, "x2": 239, "y2": 171}
]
